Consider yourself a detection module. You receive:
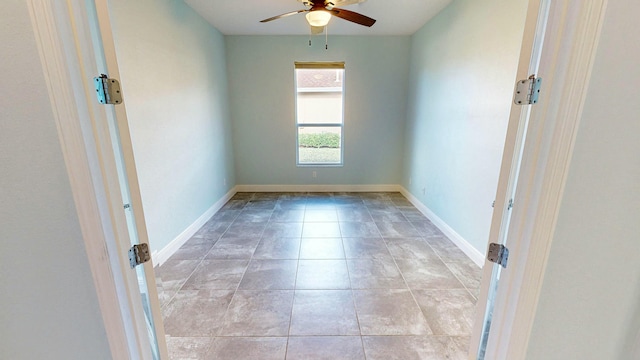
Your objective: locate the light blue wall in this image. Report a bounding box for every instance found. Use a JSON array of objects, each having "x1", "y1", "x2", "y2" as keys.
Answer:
[
  {"x1": 110, "y1": 0, "x2": 235, "y2": 252},
  {"x1": 226, "y1": 36, "x2": 410, "y2": 185},
  {"x1": 526, "y1": 0, "x2": 640, "y2": 358},
  {"x1": 403, "y1": 0, "x2": 528, "y2": 253},
  {"x1": 0, "y1": 1, "x2": 110, "y2": 358}
]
